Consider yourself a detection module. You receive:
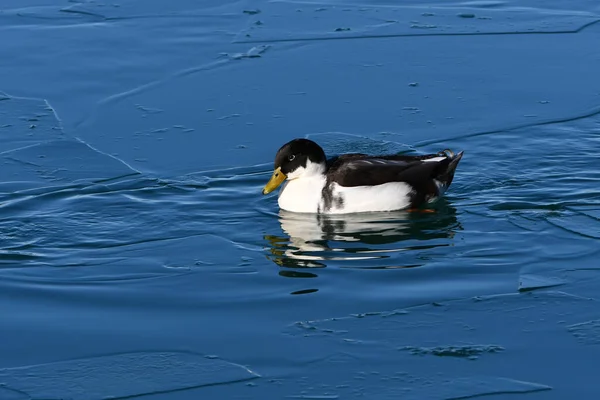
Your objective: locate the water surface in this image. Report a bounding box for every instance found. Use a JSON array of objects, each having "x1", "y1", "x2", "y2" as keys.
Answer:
[{"x1": 1, "y1": 0, "x2": 600, "y2": 399}]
